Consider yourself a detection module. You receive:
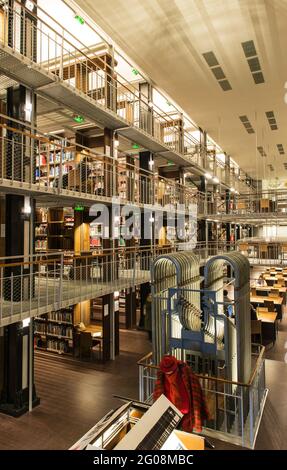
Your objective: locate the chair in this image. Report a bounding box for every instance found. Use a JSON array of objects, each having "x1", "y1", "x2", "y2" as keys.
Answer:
[
  {"x1": 250, "y1": 304, "x2": 258, "y2": 320},
  {"x1": 259, "y1": 244, "x2": 268, "y2": 260},
  {"x1": 238, "y1": 243, "x2": 249, "y2": 256},
  {"x1": 260, "y1": 199, "x2": 270, "y2": 213},
  {"x1": 281, "y1": 244, "x2": 287, "y2": 263},
  {"x1": 251, "y1": 320, "x2": 262, "y2": 344},
  {"x1": 237, "y1": 201, "x2": 246, "y2": 215},
  {"x1": 80, "y1": 331, "x2": 102, "y2": 361},
  {"x1": 257, "y1": 289, "x2": 267, "y2": 297},
  {"x1": 264, "y1": 300, "x2": 275, "y2": 312},
  {"x1": 79, "y1": 331, "x2": 93, "y2": 360},
  {"x1": 274, "y1": 282, "x2": 283, "y2": 288}
]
